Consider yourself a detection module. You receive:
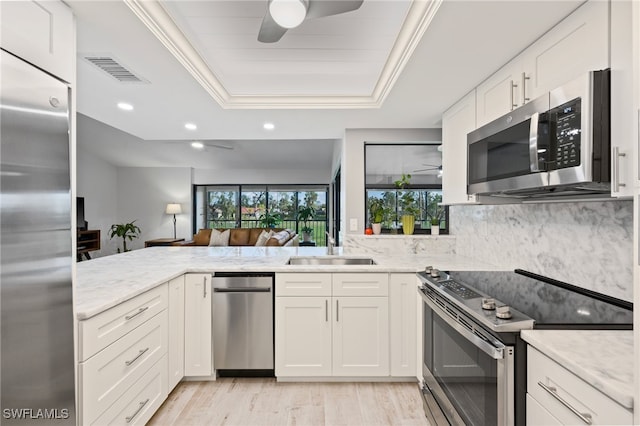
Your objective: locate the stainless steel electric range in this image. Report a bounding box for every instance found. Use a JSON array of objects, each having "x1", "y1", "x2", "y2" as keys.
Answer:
[{"x1": 417, "y1": 267, "x2": 633, "y2": 426}]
